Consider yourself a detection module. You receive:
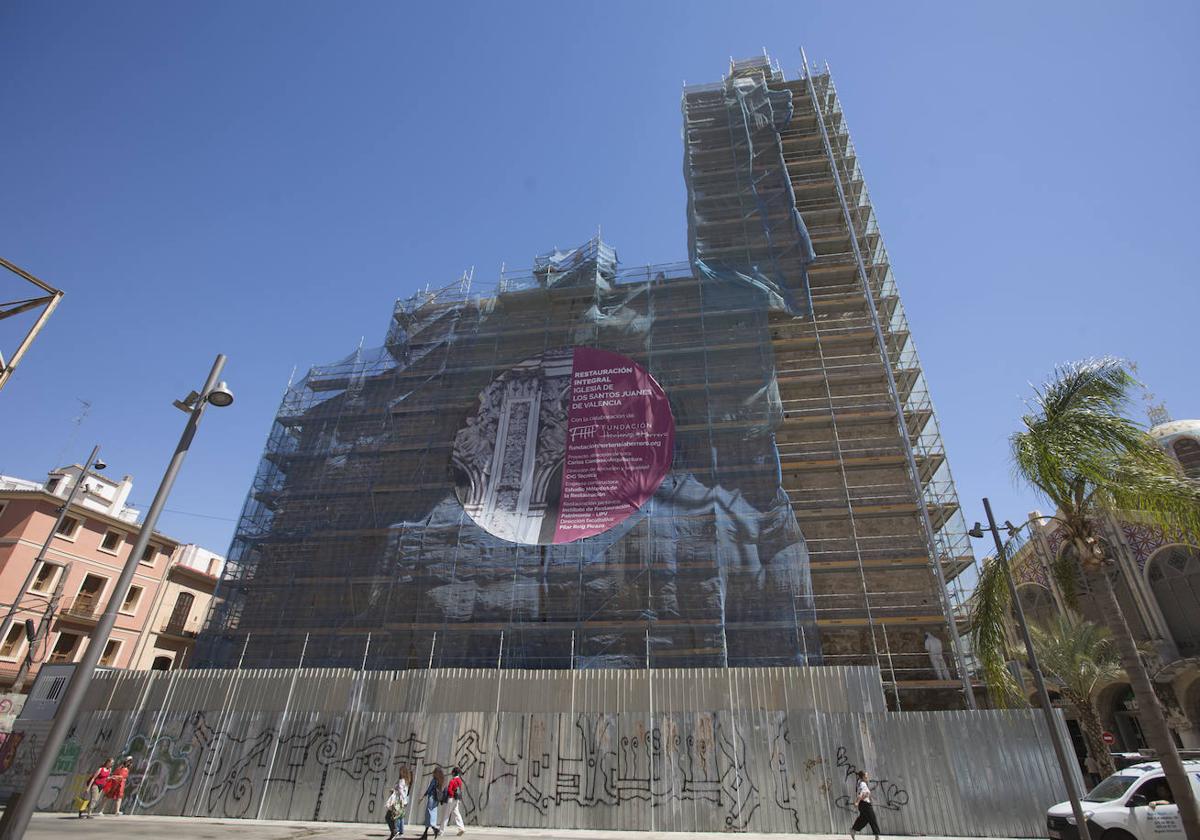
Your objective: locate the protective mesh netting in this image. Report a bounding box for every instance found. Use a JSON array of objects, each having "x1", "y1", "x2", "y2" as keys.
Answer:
[{"x1": 196, "y1": 57, "x2": 974, "y2": 703}]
